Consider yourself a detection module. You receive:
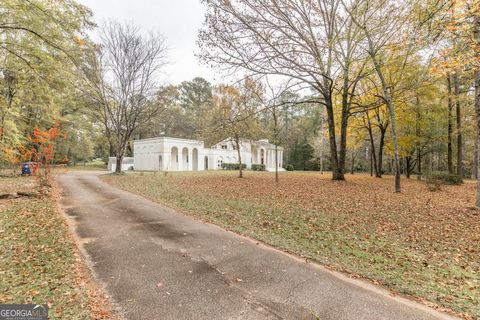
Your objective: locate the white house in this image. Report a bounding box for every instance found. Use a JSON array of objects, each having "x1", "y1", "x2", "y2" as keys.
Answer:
[{"x1": 128, "y1": 136, "x2": 284, "y2": 172}]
